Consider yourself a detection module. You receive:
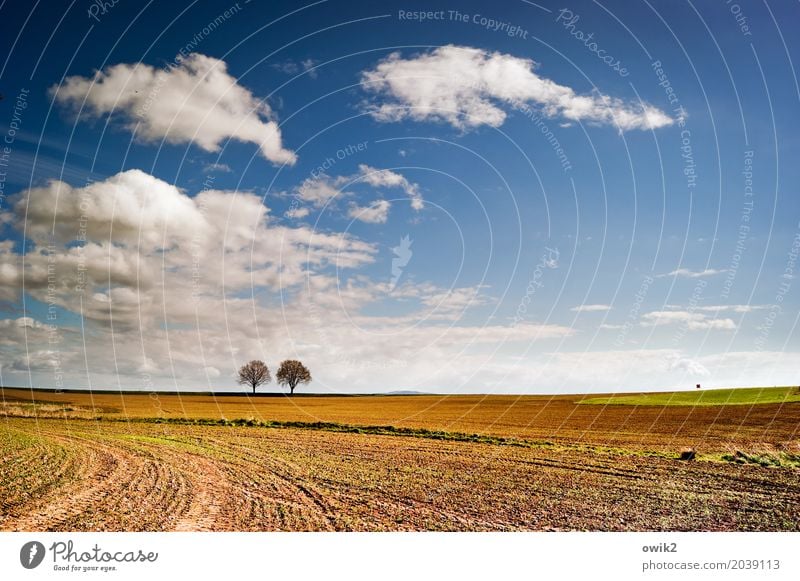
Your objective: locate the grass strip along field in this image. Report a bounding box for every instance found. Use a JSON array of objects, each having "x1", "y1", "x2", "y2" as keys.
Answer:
[
  {"x1": 1, "y1": 387, "x2": 799, "y2": 531},
  {"x1": 579, "y1": 386, "x2": 800, "y2": 406}
]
